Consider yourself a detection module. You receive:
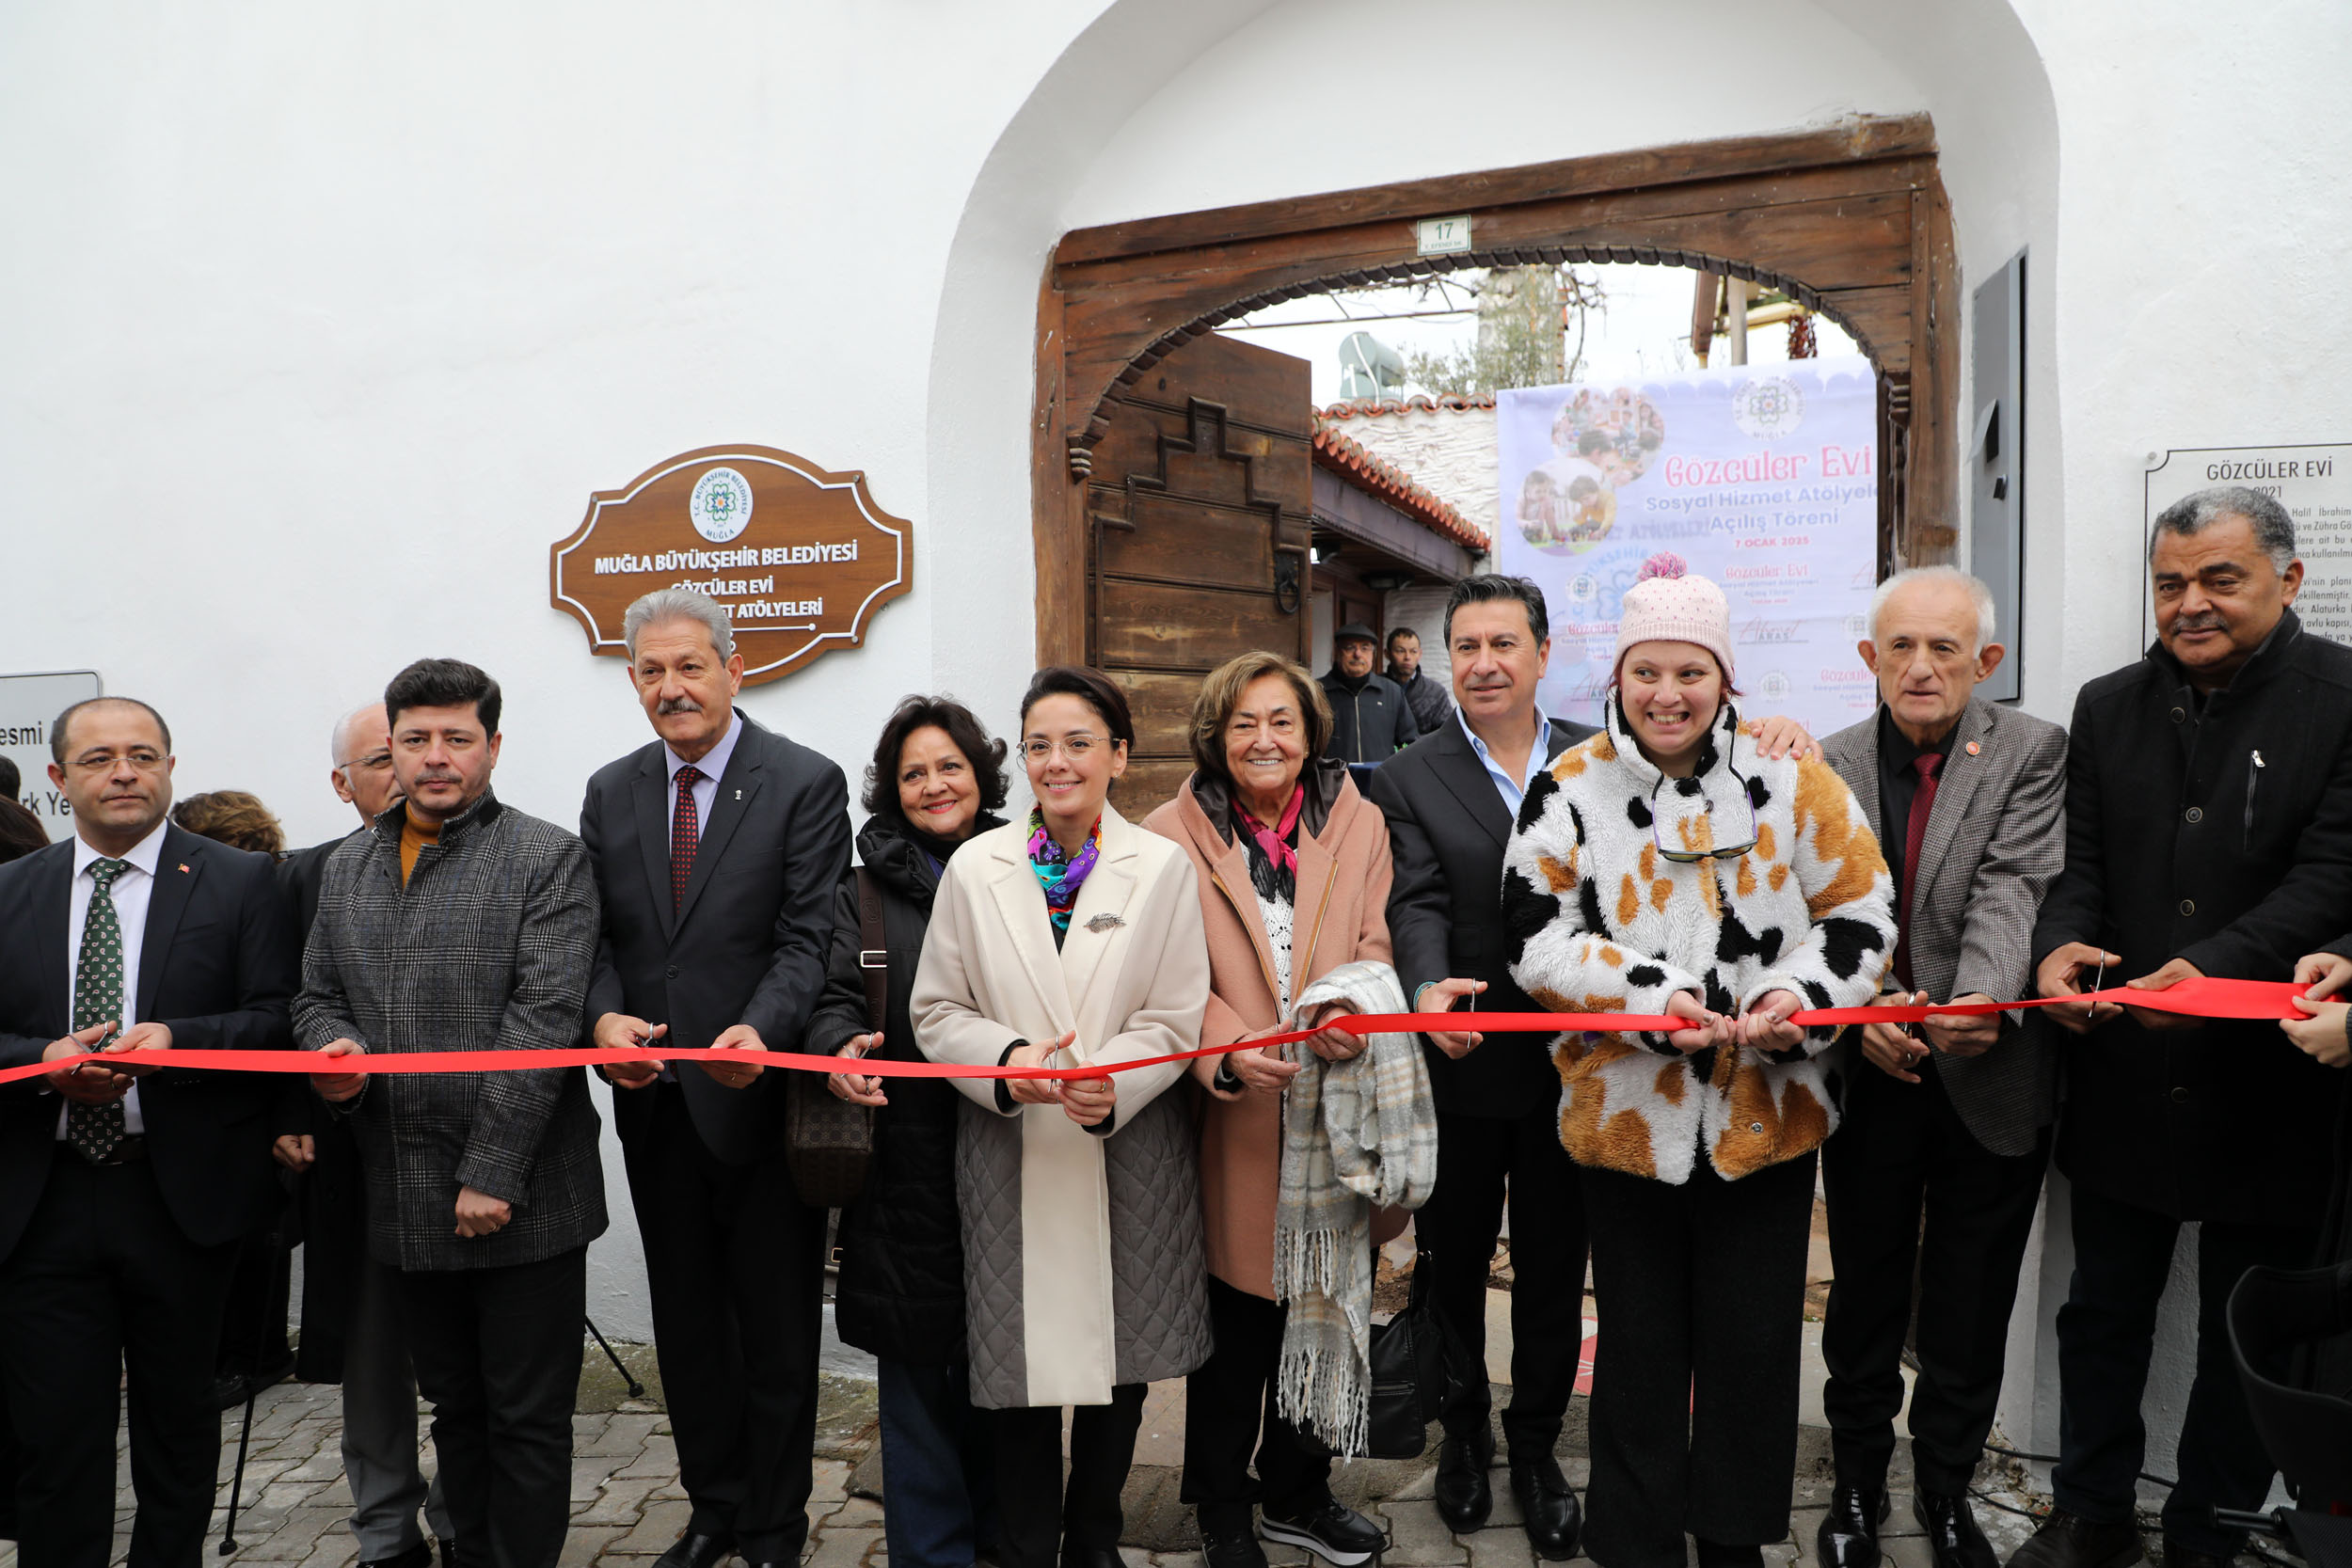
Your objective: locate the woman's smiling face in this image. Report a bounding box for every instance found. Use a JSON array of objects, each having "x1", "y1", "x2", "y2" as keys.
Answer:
[
  {"x1": 1619, "y1": 640, "x2": 1724, "y2": 769},
  {"x1": 896, "y1": 723, "x2": 980, "y2": 842},
  {"x1": 1022, "y1": 691, "x2": 1126, "y2": 832}
]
